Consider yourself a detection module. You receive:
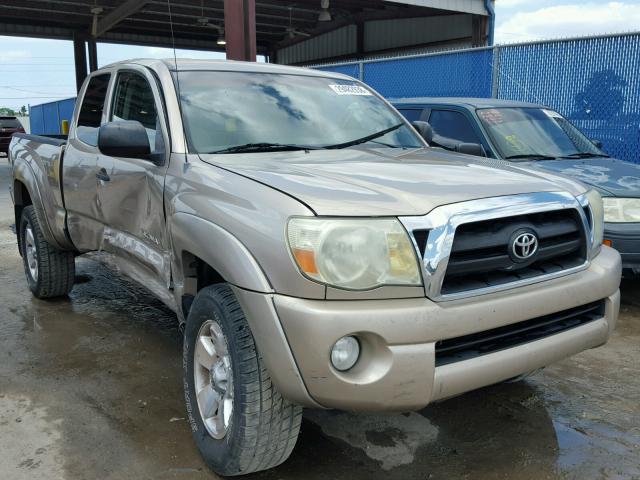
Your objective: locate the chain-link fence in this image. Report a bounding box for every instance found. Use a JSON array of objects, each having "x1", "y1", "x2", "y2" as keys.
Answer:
[{"x1": 311, "y1": 32, "x2": 640, "y2": 164}]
